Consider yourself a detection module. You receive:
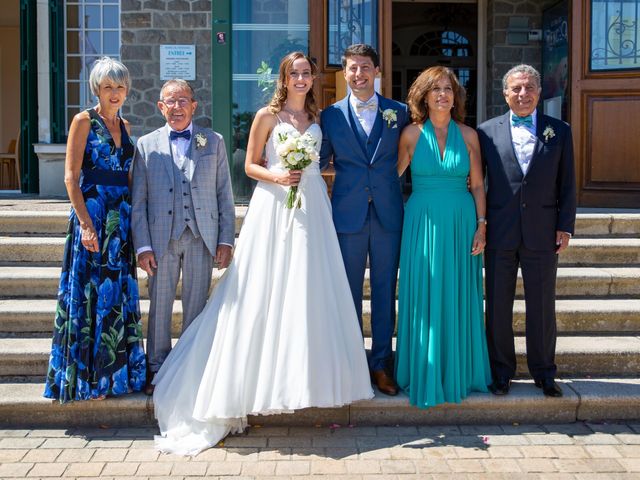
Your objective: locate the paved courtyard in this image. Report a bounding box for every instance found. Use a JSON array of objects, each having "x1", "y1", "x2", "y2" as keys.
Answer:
[{"x1": 0, "y1": 422, "x2": 639, "y2": 479}]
